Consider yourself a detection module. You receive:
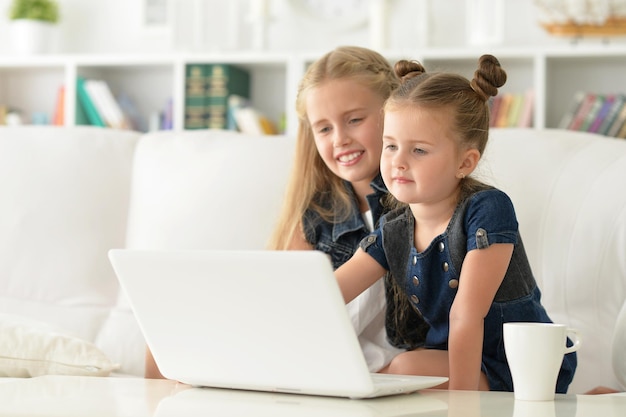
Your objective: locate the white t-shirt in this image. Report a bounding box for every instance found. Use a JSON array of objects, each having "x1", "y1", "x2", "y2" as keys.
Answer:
[{"x1": 347, "y1": 210, "x2": 403, "y2": 372}]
